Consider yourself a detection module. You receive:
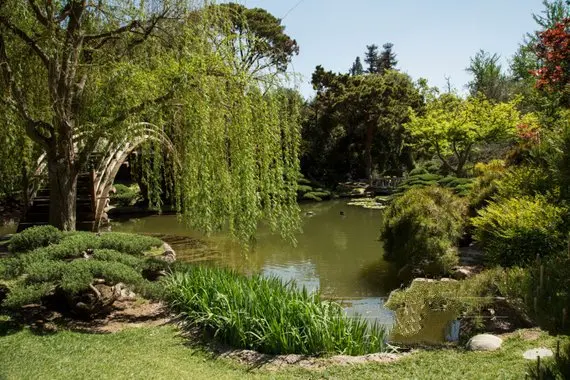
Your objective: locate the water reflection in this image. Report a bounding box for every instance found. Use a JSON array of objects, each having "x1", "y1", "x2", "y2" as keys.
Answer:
[{"x1": 113, "y1": 200, "x2": 398, "y2": 324}]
